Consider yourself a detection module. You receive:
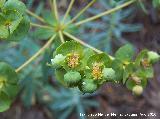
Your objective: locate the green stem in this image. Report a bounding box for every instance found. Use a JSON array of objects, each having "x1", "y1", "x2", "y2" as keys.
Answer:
[
  {"x1": 63, "y1": 31, "x2": 103, "y2": 54},
  {"x1": 62, "y1": 0, "x2": 75, "y2": 23},
  {"x1": 58, "y1": 31, "x2": 65, "y2": 43},
  {"x1": 26, "y1": 10, "x2": 46, "y2": 23},
  {"x1": 53, "y1": 0, "x2": 59, "y2": 21},
  {"x1": 15, "y1": 34, "x2": 57, "y2": 73},
  {"x1": 66, "y1": 0, "x2": 96, "y2": 25},
  {"x1": 75, "y1": 0, "x2": 137, "y2": 26},
  {"x1": 49, "y1": 0, "x2": 55, "y2": 17},
  {"x1": 63, "y1": 31, "x2": 114, "y2": 59},
  {"x1": 30, "y1": 22, "x2": 53, "y2": 29}
]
